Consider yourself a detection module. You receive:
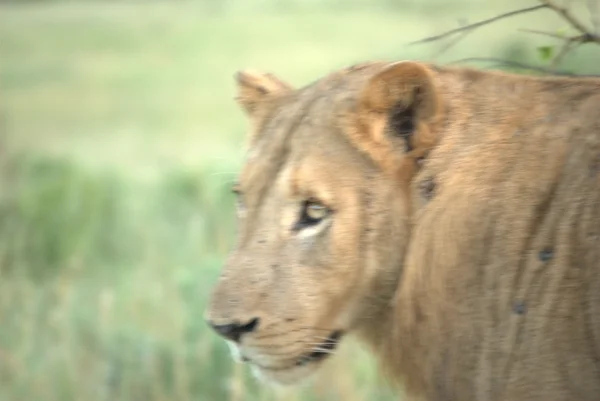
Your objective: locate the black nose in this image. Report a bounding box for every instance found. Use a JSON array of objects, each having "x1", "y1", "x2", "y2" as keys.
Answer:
[{"x1": 209, "y1": 318, "x2": 260, "y2": 342}]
